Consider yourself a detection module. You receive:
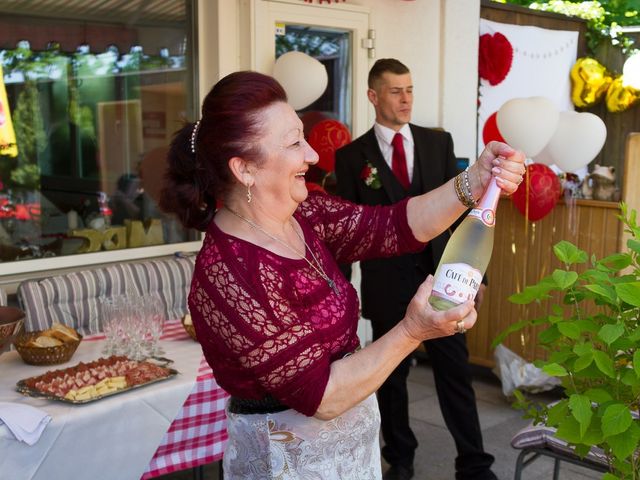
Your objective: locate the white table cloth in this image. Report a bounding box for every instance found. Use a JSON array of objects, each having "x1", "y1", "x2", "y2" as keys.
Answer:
[{"x1": 0, "y1": 336, "x2": 202, "y2": 480}]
